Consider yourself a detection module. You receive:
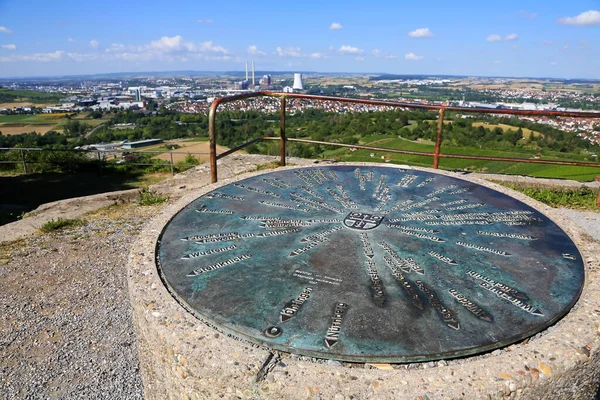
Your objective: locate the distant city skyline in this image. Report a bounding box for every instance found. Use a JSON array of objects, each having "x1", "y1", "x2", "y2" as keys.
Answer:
[{"x1": 0, "y1": 0, "x2": 599, "y2": 79}]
